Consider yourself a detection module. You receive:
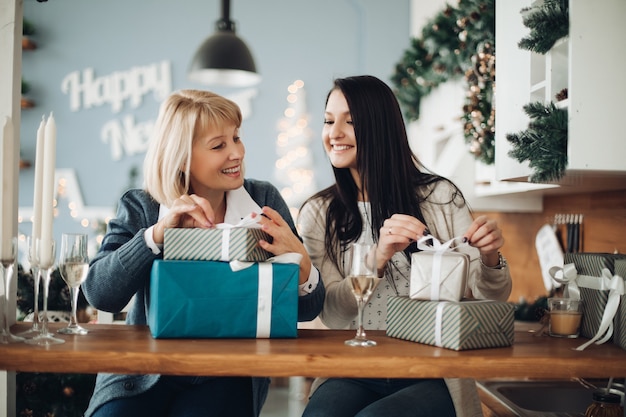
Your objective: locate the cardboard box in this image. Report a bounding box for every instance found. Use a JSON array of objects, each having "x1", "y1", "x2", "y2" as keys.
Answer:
[
  {"x1": 163, "y1": 227, "x2": 272, "y2": 262},
  {"x1": 410, "y1": 251, "x2": 468, "y2": 301},
  {"x1": 386, "y1": 296, "x2": 514, "y2": 351},
  {"x1": 148, "y1": 259, "x2": 299, "y2": 338}
]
